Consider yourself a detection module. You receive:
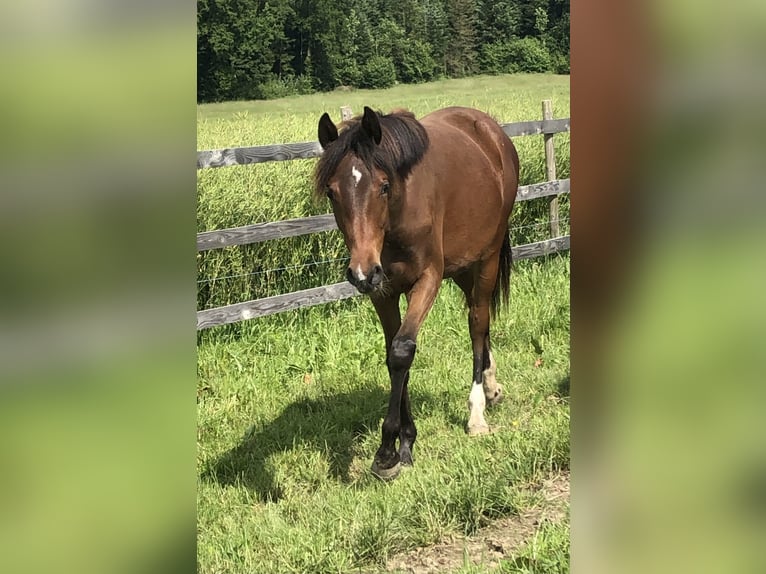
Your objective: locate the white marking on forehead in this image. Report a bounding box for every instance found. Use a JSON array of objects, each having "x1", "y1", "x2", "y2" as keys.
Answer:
[
  {"x1": 351, "y1": 165, "x2": 362, "y2": 186},
  {"x1": 355, "y1": 265, "x2": 366, "y2": 281}
]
